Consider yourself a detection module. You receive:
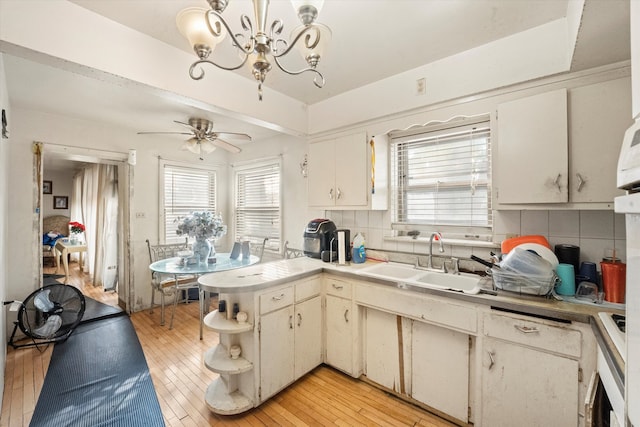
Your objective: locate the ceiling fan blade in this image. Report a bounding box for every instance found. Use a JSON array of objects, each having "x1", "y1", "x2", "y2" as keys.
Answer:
[
  {"x1": 214, "y1": 132, "x2": 252, "y2": 141},
  {"x1": 173, "y1": 120, "x2": 193, "y2": 128},
  {"x1": 137, "y1": 131, "x2": 192, "y2": 136},
  {"x1": 209, "y1": 137, "x2": 242, "y2": 154}
]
